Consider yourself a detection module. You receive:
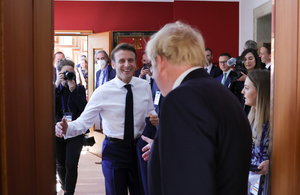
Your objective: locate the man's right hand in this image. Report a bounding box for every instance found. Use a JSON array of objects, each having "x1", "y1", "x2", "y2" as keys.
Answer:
[
  {"x1": 140, "y1": 67, "x2": 150, "y2": 78},
  {"x1": 55, "y1": 118, "x2": 68, "y2": 137}
]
